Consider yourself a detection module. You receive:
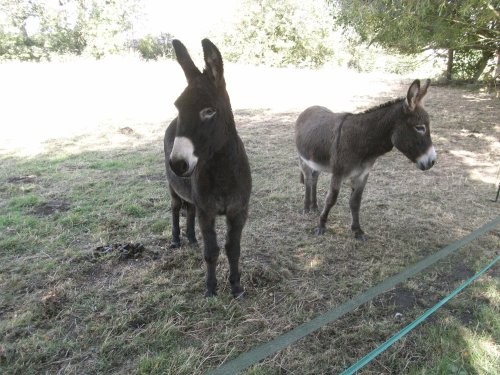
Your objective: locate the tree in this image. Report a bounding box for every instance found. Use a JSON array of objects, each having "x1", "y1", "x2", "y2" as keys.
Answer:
[
  {"x1": 75, "y1": 0, "x2": 141, "y2": 58},
  {"x1": 136, "y1": 32, "x2": 174, "y2": 61},
  {"x1": 219, "y1": 0, "x2": 335, "y2": 68},
  {"x1": 0, "y1": 0, "x2": 141, "y2": 60},
  {"x1": 334, "y1": 0, "x2": 500, "y2": 82}
]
